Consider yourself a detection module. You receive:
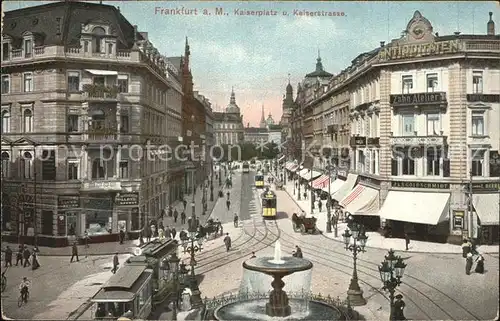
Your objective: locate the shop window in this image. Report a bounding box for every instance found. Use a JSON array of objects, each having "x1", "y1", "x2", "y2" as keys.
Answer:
[
  {"x1": 41, "y1": 210, "x2": 53, "y2": 235},
  {"x1": 1, "y1": 109, "x2": 10, "y2": 133},
  {"x1": 66, "y1": 212, "x2": 78, "y2": 236}
]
